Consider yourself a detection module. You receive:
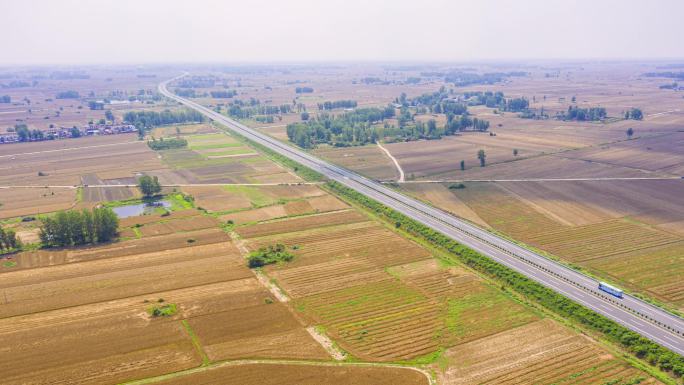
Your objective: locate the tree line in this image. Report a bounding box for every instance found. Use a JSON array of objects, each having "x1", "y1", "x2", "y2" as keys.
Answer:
[
  {"x1": 317, "y1": 100, "x2": 358, "y2": 110},
  {"x1": 624, "y1": 108, "x2": 643, "y2": 120},
  {"x1": 147, "y1": 137, "x2": 188, "y2": 151},
  {"x1": 39, "y1": 207, "x2": 119, "y2": 248},
  {"x1": 0, "y1": 95, "x2": 10, "y2": 103},
  {"x1": 557, "y1": 106, "x2": 607, "y2": 121},
  {"x1": 286, "y1": 88, "x2": 492, "y2": 149},
  {"x1": 210, "y1": 90, "x2": 237, "y2": 98},
  {"x1": 14, "y1": 124, "x2": 45, "y2": 141},
  {"x1": 123, "y1": 109, "x2": 205, "y2": 135},
  {"x1": 227, "y1": 100, "x2": 292, "y2": 119},
  {"x1": 295, "y1": 87, "x2": 314, "y2": 94},
  {"x1": 56, "y1": 90, "x2": 80, "y2": 99}
]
